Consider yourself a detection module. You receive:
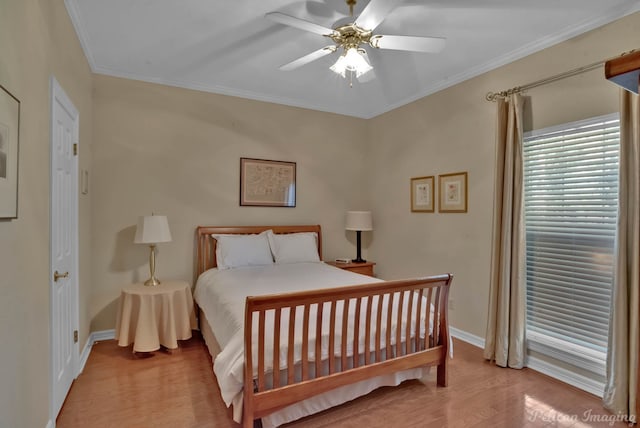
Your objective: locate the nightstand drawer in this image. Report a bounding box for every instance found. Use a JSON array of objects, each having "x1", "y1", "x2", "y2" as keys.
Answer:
[
  {"x1": 326, "y1": 261, "x2": 376, "y2": 277},
  {"x1": 347, "y1": 264, "x2": 374, "y2": 276}
]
